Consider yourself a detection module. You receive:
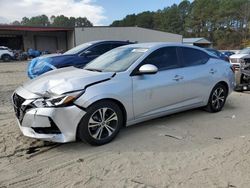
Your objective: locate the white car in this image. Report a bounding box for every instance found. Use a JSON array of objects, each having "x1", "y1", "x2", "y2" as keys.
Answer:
[
  {"x1": 0, "y1": 46, "x2": 14, "y2": 62},
  {"x1": 229, "y1": 47, "x2": 250, "y2": 90}
]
